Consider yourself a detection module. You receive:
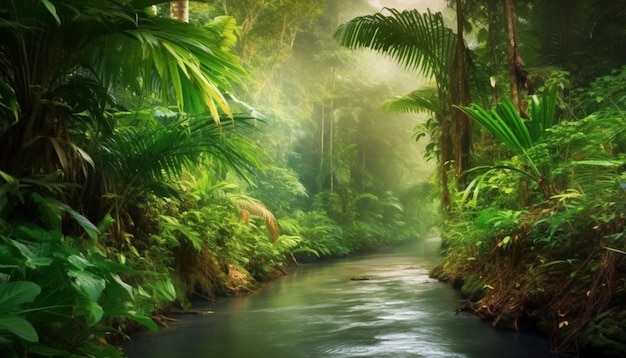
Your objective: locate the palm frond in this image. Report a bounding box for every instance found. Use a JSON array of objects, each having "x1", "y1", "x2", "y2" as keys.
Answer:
[
  {"x1": 84, "y1": 15, "x2": 246, "y2": 122},
  {"x1": 334, "y1": 8, "x2": 456, "y2": 83},
  {"x1": 234, "y1": 196, "x2": 279, "y2": 243},
  {"x1": 456, "y1": 85, "x2": 560, "y2": 156},
  {"x1": 457, "y1": 100, "x2": 530, "y2": 156},
  {"x1": 102, "y1": 112, "x2": 261, "y2": 185},
  {"x1": 380, "y1": 85, "x2": 440, "y2": 114},
  {"x1": 529, "y1": 85, "x2": 558, "y2": 142}
]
